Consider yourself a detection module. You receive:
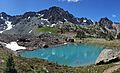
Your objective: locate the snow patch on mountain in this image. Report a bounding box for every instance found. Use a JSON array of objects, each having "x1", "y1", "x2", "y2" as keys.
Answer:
[
  {"x1": 5, "y1": 21, "x2": 12, "y2": 30},
  {"x1": 51, "y1": 24, "x2": 56, "y2": 27},
  {"x1": 38, "y1": 14, "x2": 41, "y2": 16},
  {"x1": 41, "y1": 22, "x2": 44, "y2": 25},
  {"x1": 41, "y1": 18, "x2": 50, "y2": 23},
  {"x1": 29, "y1": 30, "x2": 32, "y2": 33},
  {"x1": 37, "y1": 13, "x2": 43, "y2": 16},
  {"x1": 64, "y1": 18, "x2": 68, "y2": 22},
  {"x1": 40, "y1": 14, "x2": 44, "y2": 17},
  {"x1": 0, "y1": 21, "x2": 13, "y2": 33},
  {"x1": 83, "y1": 20, "x2": 87, "y2": 22},
  {"x1": 28, "y1": 16, "x2": 31, "y2": 19},
  {"x1": 41, "y1": 18, "x2": 48, "y2": 21},
  {"x1": 0, "y1": 16, "x2": 3, "y2": 19}
]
